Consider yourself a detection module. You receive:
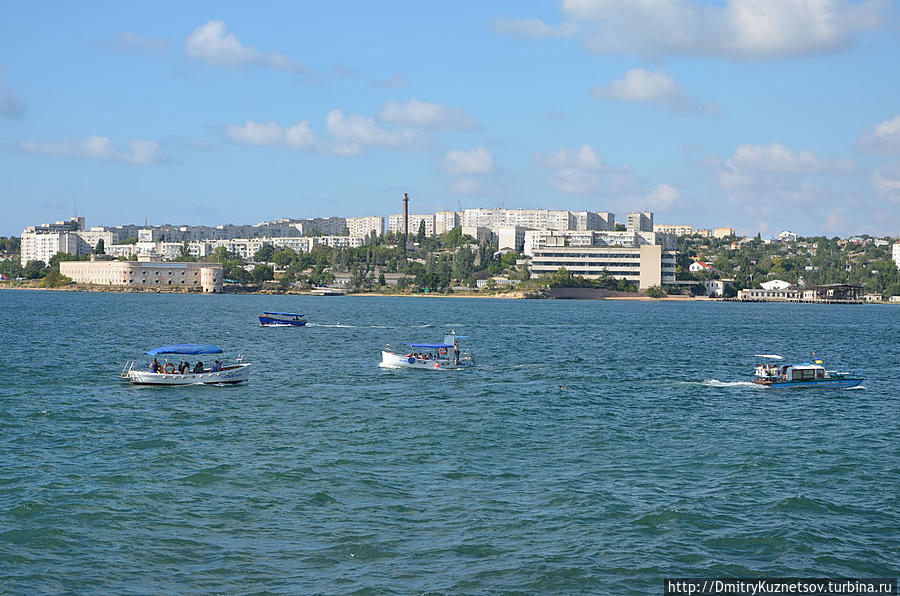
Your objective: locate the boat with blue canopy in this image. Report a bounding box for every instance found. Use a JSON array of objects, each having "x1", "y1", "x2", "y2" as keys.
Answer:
[
  {"x1": 752, "y1": 356, "x2": 862, "y2": 389},
  {"x1": 258, "y1": 312, "x2": 307, "y2": 327},
  {"x1": 121, "y1": 344, "x2": 250, "y2": 385},
  {"x1": 381, "y1": 331, "x2": 475, "y2": 370}
]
